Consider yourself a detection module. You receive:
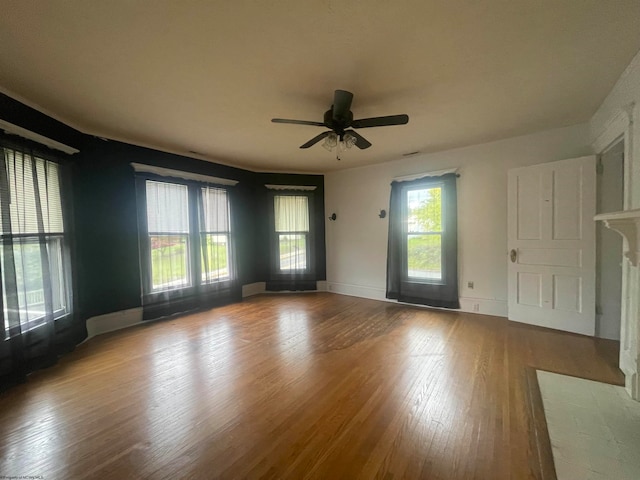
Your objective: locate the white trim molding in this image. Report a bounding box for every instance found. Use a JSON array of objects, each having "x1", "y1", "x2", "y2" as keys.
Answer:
[
  {"x1": 85, "y1": 307, "x2": 144, "y2": 339},
  {"x1": 0, "y1": 119, "x2": 79, "y2": 154},
  {"x1": 325, "y1": 281, "x2": 507, "y2": 317},
  {"x1": 595, "y1": 209, "x2": 640, "y2": 267},
  {"x1": 592, "y1": 103, "x2": 634, "y2": 209},
  {"x1": 595, "y1": 208, "x2": 640, "y2": 400},
  {"x1": 393, "y1": 168, "x2": 459, "y2": 183},
  {"x1": 242, "y1": 282, "x2": 266, "y2": 297},
  {"x1": 265, "y1": 184, "x2": 317, "y2": 191},
  {"x1": 592, "y1": 104, "x2": 634, "y2": 154},
  {"x1": 592, "y1": 102, "x2": 639, "y2": 401},
  {"x1": 242, "y1": 281, "x2": 327, "y2": 298},
  {"x1": 131, "y1": 162, "x2": 239, "y2": 186}
]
